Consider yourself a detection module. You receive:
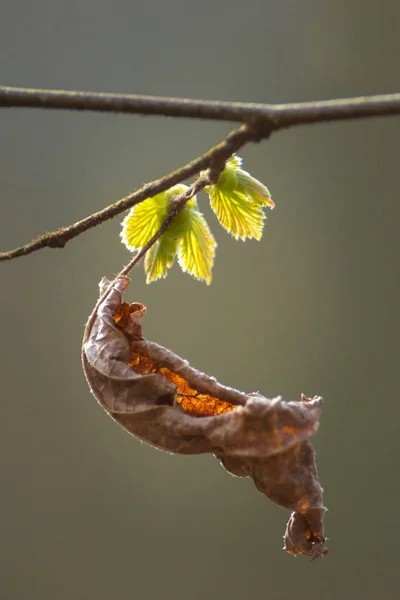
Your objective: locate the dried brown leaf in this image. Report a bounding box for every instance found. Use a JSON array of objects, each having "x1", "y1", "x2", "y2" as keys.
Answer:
[{"x1": 82, "y1": 276, "x2": 327, "y2": 558}]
